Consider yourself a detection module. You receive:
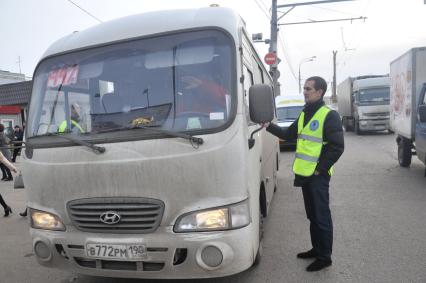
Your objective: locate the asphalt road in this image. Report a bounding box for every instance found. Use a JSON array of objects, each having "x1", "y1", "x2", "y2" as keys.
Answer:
[{"x1": 0, "y1": 131, "x2": 425, "y2": 283}]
